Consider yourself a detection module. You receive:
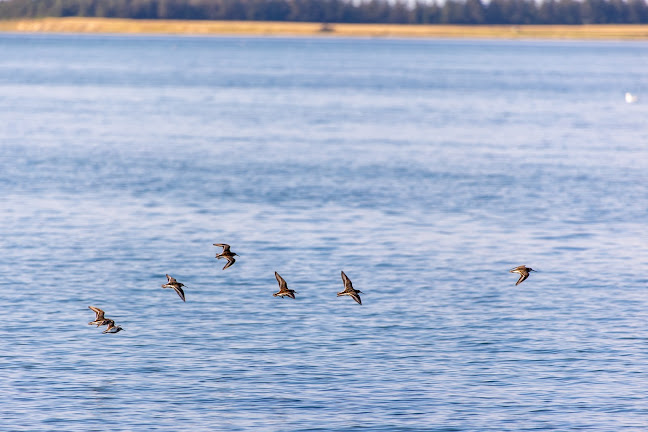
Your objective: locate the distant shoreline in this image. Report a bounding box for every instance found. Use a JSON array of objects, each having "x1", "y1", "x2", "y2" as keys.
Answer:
[{"x1": 1, "y1": 18, "x2": 648, "y2": 40}]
